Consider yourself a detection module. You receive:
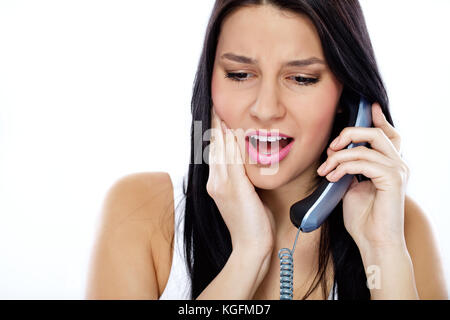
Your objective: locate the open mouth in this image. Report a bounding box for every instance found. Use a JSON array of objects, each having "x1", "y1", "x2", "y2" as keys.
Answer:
[
  {"x1": 246, "y1": 135, "x2": 294, "y2": 154},
  {"x1": 245, "y1": 131, "x2": 295, "y2": 165}
]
